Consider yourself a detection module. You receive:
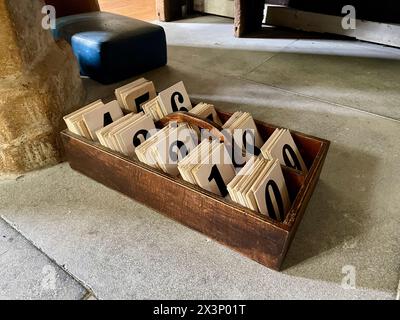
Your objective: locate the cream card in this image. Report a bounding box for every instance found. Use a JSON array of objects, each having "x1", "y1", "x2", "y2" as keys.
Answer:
[
  {"x1": 158, "y1": 81, "x2": 192, "y2": 114},
  {"x1": 95, "y1": 113, "x2": 135, "y2": 147},
  {"x1": 190, "y1": 102, "x2": 222, "y2": 126},
  {"x1": 82, "y1": 100, "x2": 123, "y2": 141},
  {"x1": 114, "y1": 114, "x2": 156, "y2": 157},
  {"x1": 192, "y1": 143, "x2": 235, "y2": 197},
  {"x1": 115, "y1": 78, "x2": 147, "y2": 108},
  {"x1": 120, "y1": 82, "x2": 156, "y2": 113},
  {"x1": 253, "y1": 160, "x2": 291, "y2": 222},
  {"x1": 64, "y1": 100, "x2": 104, "y2": 137},
  {"x1": 153, "y1": 125, "x2": 198, "y2": 176},
  {"x1": 267, "y1": 129, "x2": 308, "y2": 173}
]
